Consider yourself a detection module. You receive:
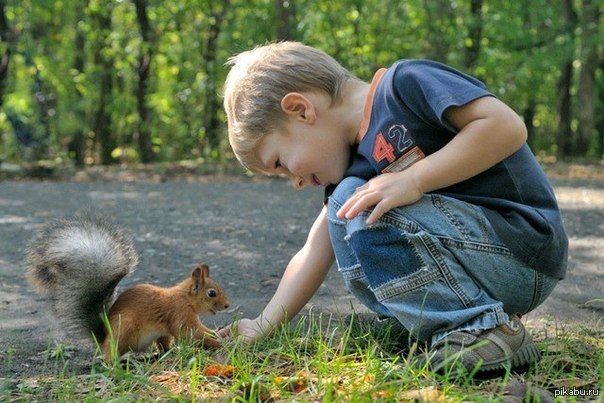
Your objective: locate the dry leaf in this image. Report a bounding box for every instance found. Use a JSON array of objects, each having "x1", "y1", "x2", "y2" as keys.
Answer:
[
  {"x1": 552, "y1": 355, "x2": 582, "y2": 372},
  {"x1": 399, "y1": 386, "x2": 445, "y2": 402},
  {"x1": 201, "y1": 363, "x2": 236, "y2": 378},
  {"x1": 544, "y1": 341, "x2": 567, "y2": 354},
  {"x1": 504, "y1": 378, "x2": 553, "y2": 402},
  {"x1": 374, "y1": 390, "x2": 393, "y2": 399},
  {"x1": 555, "y1": 377, "x2": 596, "y2": 388},
  {"x1": 149, "y1": 371, "x2": 186, "y2": 395},
  {"x1": 274, "y1": 375, "x2": 308, "y2": 394},
  {"x1": 238, "y1": 382, "x2": 272, "y2": 401}
]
